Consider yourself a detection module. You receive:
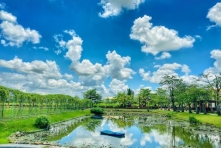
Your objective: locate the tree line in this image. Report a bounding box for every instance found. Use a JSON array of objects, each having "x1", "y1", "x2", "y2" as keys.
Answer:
[
  {"x1": 100, "y1": 73, "x2": 221, "y2": 116},
  {"x1": 0, "y1": 86, "x2": 98, "y2": 120}
]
